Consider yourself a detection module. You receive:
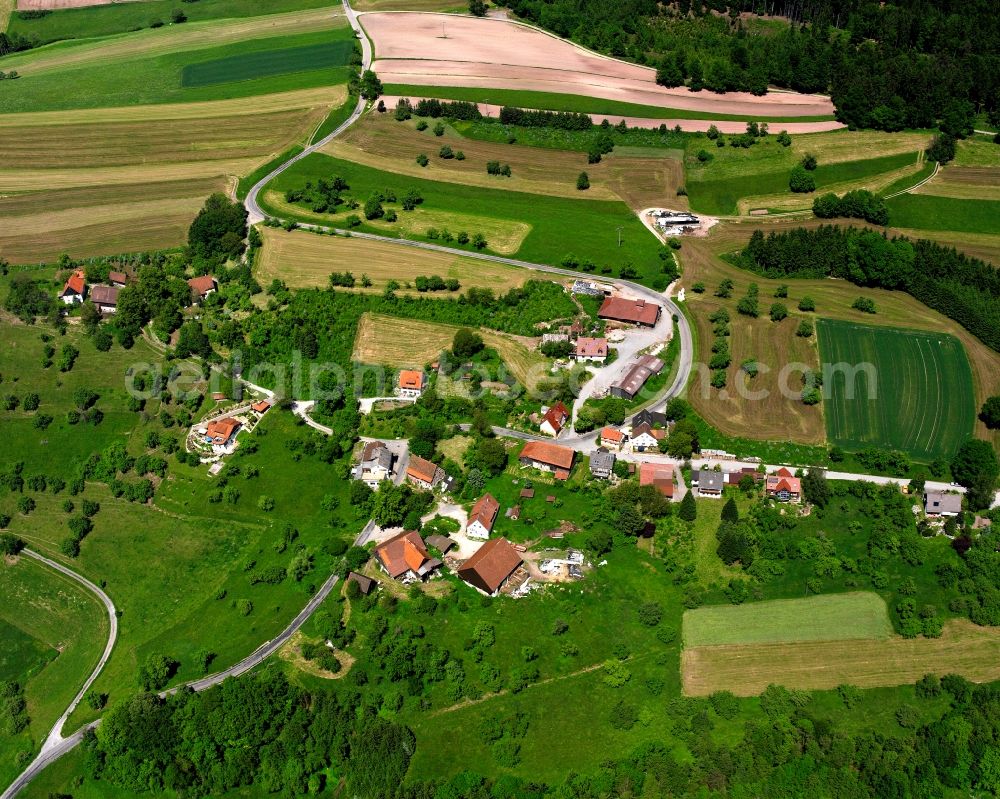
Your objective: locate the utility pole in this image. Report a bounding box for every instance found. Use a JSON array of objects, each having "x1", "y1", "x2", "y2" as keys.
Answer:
[{"x1": 616, "y1": 226, "x2": 623, "y2": 247}]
